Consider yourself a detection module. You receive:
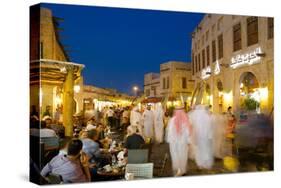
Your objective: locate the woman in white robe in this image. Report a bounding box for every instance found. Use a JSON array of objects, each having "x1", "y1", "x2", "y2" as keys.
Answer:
[
  {"x1": 153, "y1": 103, "x2": 164, "y2": 143},
  {"x1": 166, "y1": 107, "x2": 192, "y2": 176},
  {"x1": 188, "y1": 105, "x2": 214, "y2": 169}
]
